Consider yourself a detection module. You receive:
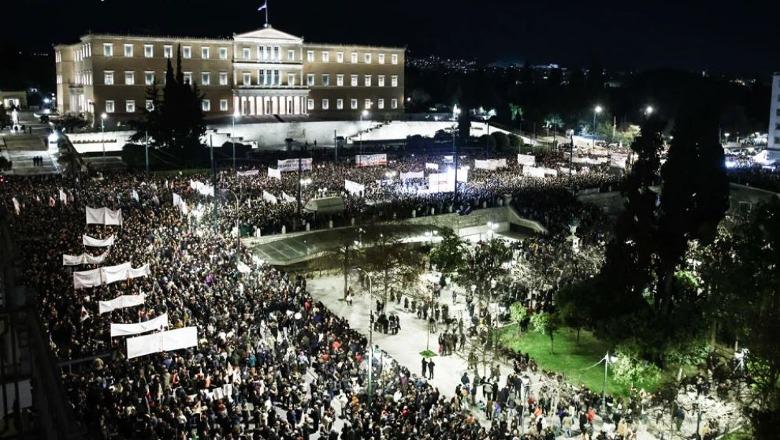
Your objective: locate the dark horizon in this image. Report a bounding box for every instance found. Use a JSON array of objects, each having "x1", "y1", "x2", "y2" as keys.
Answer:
[{"x1": 3, "y1": 0, "x2": 779, "y2": 75}]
